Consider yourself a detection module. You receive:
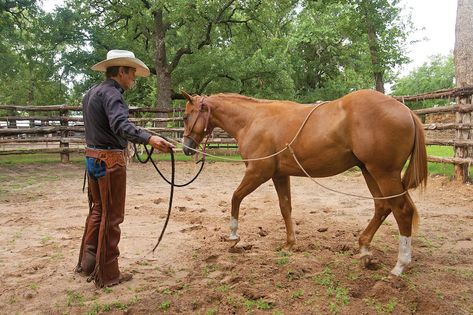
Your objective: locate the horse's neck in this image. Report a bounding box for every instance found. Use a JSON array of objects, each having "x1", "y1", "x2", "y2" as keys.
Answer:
[{"x1": 209, "y1": 97, "x2": 255, "y2": 139}]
